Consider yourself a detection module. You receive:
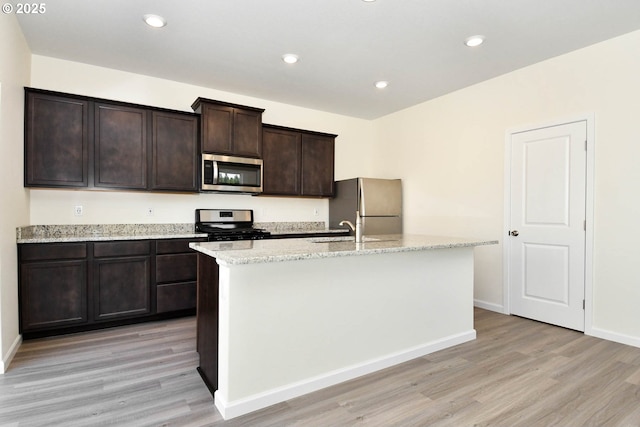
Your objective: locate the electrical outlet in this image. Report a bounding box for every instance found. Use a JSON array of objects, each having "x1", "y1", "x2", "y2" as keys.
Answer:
[
  {"x1": 74, "y1": 205, "x2": 83, "y2": 216},
  {"x1": 147, "y1": 207, "x2": 154, "y2": 216}
]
